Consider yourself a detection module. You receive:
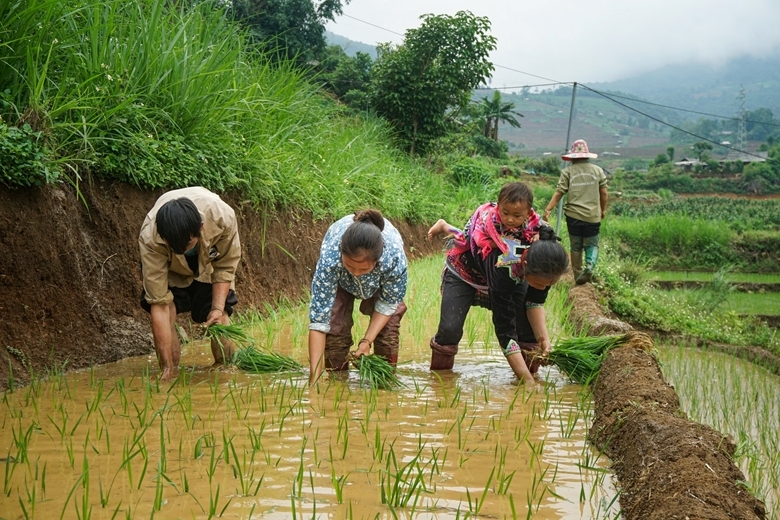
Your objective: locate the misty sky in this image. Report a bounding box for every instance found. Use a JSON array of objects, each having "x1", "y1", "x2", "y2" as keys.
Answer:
[{"x1": 326, "y1": 0, "x2": 780, "y2": 87}]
